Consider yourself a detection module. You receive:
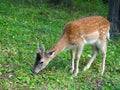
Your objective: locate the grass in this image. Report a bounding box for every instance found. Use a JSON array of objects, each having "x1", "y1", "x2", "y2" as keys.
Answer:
[{"x1": 0, "y1": 0, "x2": 120, "y2": 90}]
